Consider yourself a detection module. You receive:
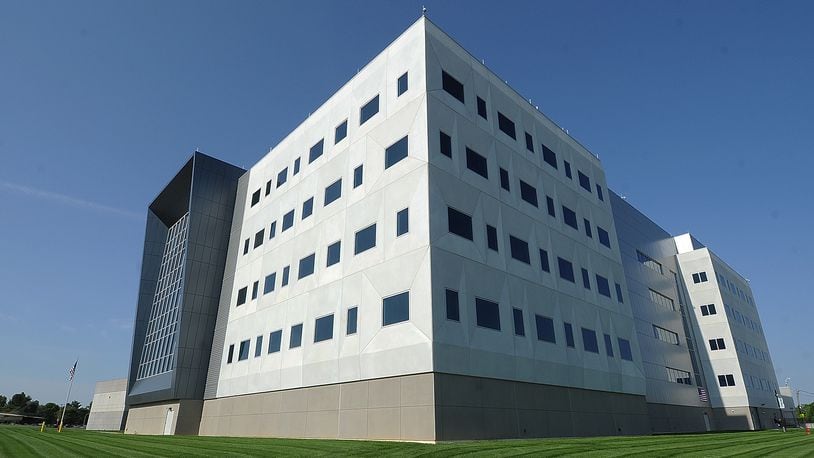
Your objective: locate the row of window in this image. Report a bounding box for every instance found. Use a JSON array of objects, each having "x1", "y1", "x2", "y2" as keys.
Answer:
[
  {"x1": 716, "y1": 272, "x2": 754, "y2": 307},
  {"x1": 440, "y1": 69, "x2": 605, "y2": 205},
  {"x1": 743, "y1": 372, "x2": 777, "y2": 392},
  {"x1": 236, "y1": 211, "x2": 409, "y2": 307},
  {"x1": 446, "y1": 206, "x2": 624, "y2": 303},
  {"x1": 724, "y1": 303, "x2": 764, "y2": 336},
  {"x1": 439, "y1": 131, "x2": 612, "y2": 250},
  {"x1": 249, "y1": 71, "x2": 410, "y2": 209},
  {"x1": 735, "y1": 338, "x2": 770, "y2": 362},
  {"x1": 666, "y1": 366, "x2": 692, "y2": 385}
]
